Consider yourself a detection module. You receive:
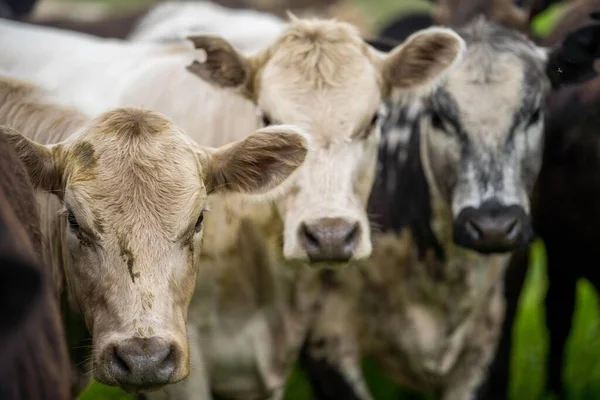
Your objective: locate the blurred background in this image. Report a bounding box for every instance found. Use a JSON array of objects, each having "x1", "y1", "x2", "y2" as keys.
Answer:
[{"x1": 14, "y1": 0, "x2": 600, "y2": 399}]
